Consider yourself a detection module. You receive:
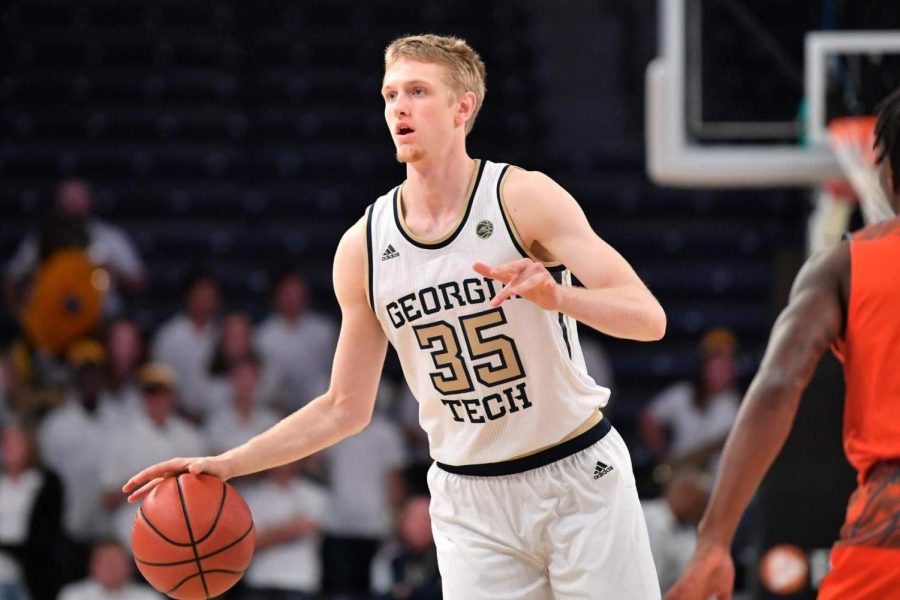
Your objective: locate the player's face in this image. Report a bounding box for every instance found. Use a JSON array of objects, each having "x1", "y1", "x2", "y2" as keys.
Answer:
[{"x1": 382, "y1": 58, "x2": 459, "y2": 164}]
